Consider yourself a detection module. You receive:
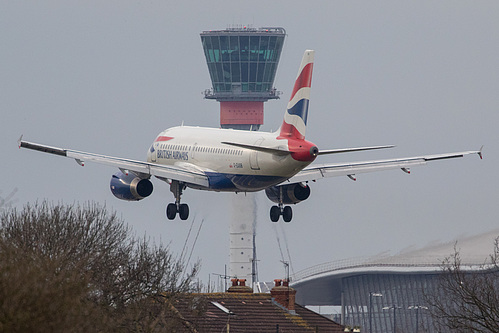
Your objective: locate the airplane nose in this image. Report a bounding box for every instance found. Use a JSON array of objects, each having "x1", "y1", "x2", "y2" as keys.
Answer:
[{"x1": 310, "y1": 146, "x2": 319, "y2": 157}]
